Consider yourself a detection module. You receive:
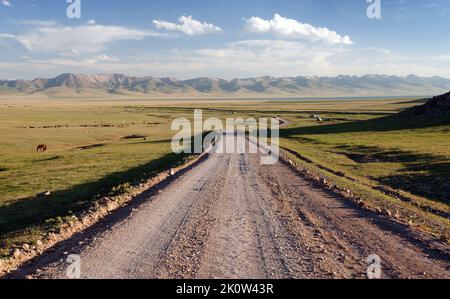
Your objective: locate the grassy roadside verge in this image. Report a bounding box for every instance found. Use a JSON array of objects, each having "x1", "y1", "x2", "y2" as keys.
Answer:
[
  {"x1": 281, "y1": 148, "x2": 450, "y2": 240},
  {"x1": 278, "y1": 113, "x2": 450, "y2": 242}
]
